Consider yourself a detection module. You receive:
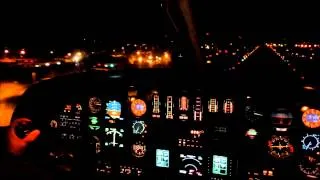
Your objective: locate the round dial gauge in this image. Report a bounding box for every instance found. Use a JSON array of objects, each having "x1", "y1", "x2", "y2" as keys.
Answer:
[
  {"x1": 268, "y1": 136, "x2": 294, "y2": 159},
  {"x1": 299, "y1": 155, "x2": 320, "y2": 179},
  {"x1": 89, "y1": 97, "x2": 102, "y2": 114},
  {"x1": 302, "y1": 134, "x2": 320, "y2": 151},
  {"x1": 132, "y1": 121, "x2": 146, "y2": 134},
  {"x1": 132, "y1": 142, "x2": 146, "y2": 158},
  {"x1": 131, "y1": 99, "x2": 147, "y2": 117},
  {"x1": 302, "y1": 109, "x2": 320, "y2": 129}
]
